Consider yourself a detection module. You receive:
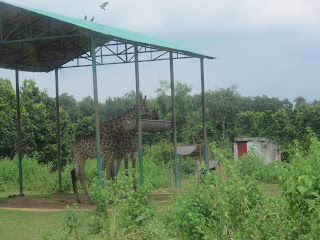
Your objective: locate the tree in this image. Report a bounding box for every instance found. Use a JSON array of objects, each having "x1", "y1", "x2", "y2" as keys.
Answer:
[
  {"x1": 0, "y1": 78, "x2": 16, "y2": 159},
  {"x1": 19, "y1": 79, "x2": 74, "y2": 166},
  {"x1": 294, "y1": 96, "x2": 308, "y2": 109},
  {"x1": 78, "y1": 96, "x2": 95, "y2": 118},
  {"x1": 102, "y1": 90, "x2": 136, "y2": 122},
  {"x1": 206, "y1": 85, "x2": 242, "y2": 145},
  {"x1": 58, "y1": 93, "x2": 80, "y2": 122}
]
